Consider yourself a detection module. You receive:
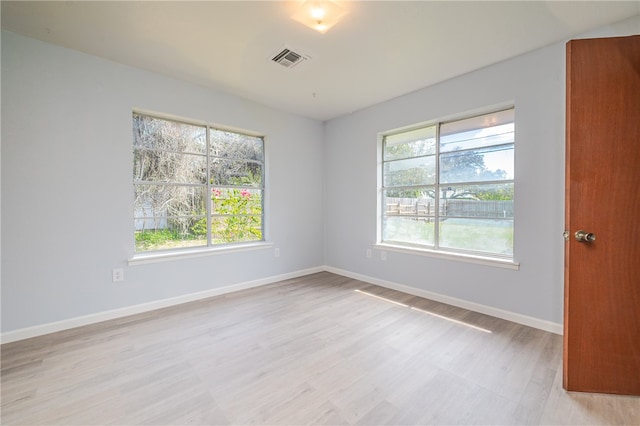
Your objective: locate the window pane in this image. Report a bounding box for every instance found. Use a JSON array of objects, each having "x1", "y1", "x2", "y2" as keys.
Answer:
[
  {"x1": 440, "y1": 144, "x2": 513, "y2": 184},
  {"x1": 383, "y1": 156, "x2": 436, "y2": 187},
  {"x1": 134, "y1": 185, "x2": 206, "y2": 220},
  {"x1": 440, "y1": 109, "x2": 514, "y2": 152},
  {"x1": 440, "y1": 183, "x2": 513, "y2": 219},
  {"x1": 384, "y1": 126, "x2": 436, "y2": 161},
  {"x1": 133, "y1": 114, "x2": 206, "y2": 154},
  {"x1": 383, "y1": 188, "x2": 435, "y2": 218},
  {"x1": 211, "y1": 159, "x2": 263, "y2": 187},
  {"x1": 439, "y1": 218, "x2": 513, "y2": 255},
  {"x1": 211, "y1": 188, "x2": 262, "y2": 215},
  {"x1": 134, "y1": 150, "x2": 207, "y2": 184},
  {"x1": 134, "y1": 226, "x2": 207, "y2": 252},
  {"x1": 134, "y1": 184, "x2": 207, "y2": 252},
  {"x1": 441, "y1": 123, "x2": 514, "y2": 152},
  {"x1": 383, "y1": 216, "x2": 435, "y2": 246},
  {"x1": 211, "y1": 216, "x2": 262, "y2": 244},
  {"x1": 210, "y1": 130, "x2": 263, "y2": 161}
]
